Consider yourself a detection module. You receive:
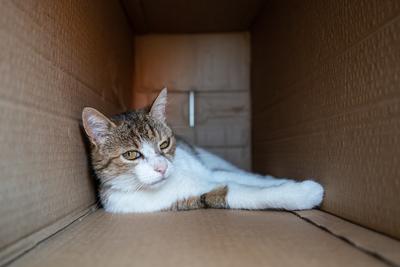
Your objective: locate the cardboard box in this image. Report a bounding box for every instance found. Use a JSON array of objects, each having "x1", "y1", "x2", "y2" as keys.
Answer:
[{"x1": 0, "y1": 1, "x2": 399, "y2": 266}]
